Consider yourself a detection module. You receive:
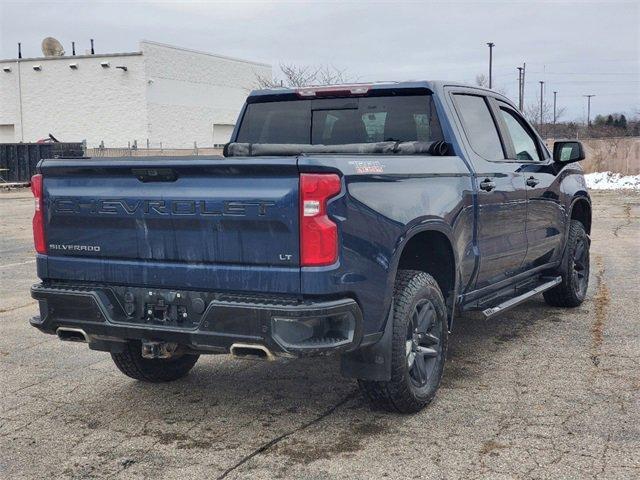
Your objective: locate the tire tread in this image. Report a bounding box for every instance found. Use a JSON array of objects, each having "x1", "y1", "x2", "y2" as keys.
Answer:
[
  {"x1": 111, "y1": 341, "x2": 199, "y2": 382},
  {"x1": 359, "y1": 270, "x2": 448, "y2": 413},
  {"x1": 543, "y1": 220, "x2": 588, "y2": 308}
]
